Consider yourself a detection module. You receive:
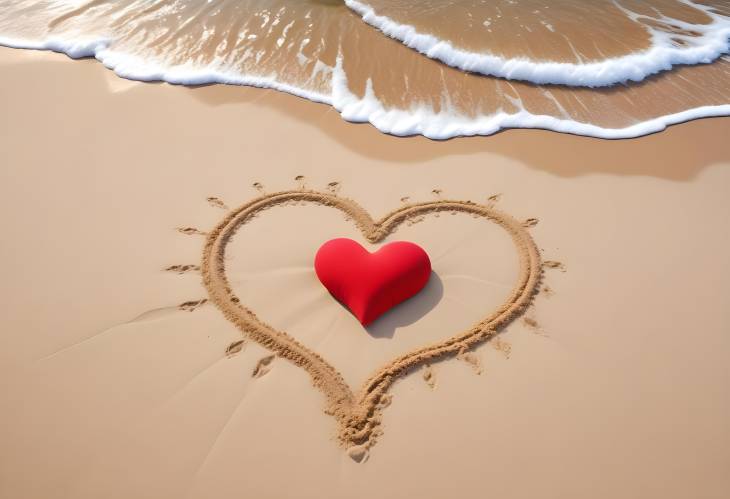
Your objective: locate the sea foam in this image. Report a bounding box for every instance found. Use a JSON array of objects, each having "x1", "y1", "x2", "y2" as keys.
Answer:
[
  {"x1": 329, "y1": 56, "x2": 730, "y2": 139},
  {"x1": 345, "y1": 0, "x2": 730, "y2": 87}
]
